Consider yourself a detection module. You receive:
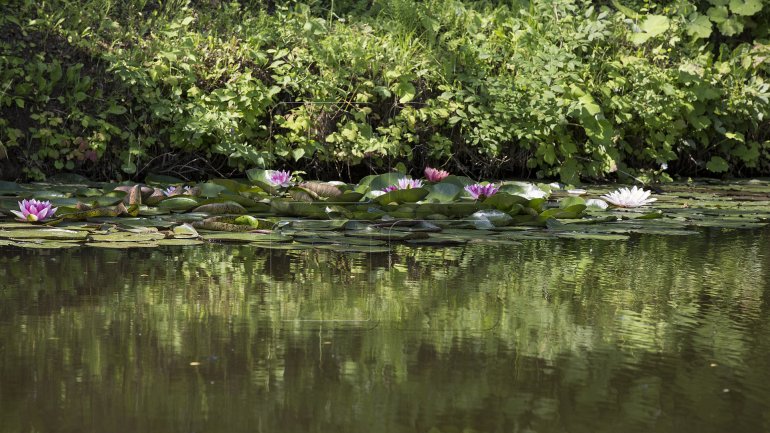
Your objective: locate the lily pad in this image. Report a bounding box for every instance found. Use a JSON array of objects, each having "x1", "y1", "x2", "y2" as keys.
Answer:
[
  {"x1": 10, "y1": 240, "x2": 82, "y2": 249},
  {"x1": 376, "y1": 188, "x2": 430, "y2": 205},
  {"x1": 86, "y1": 241, "x2": 159, "y2": 249},
  {"x1": 157, "y1": 197, "x2": 200, "y2": 211},
  {"x1": 0, "y1": 228, "x2": 89, "y2": 240},
  {"x1": 155, "y1": 239, "x2": 205, "y2": 246},
  {"x1": 201, "y1": 232, "x2": 293, "y2": 243},
  {"x1": 192, "y1": 201, "x2": 247, "y2": 215},
  {"x1": 90, "y1": 232, "x2": 166, "y2": 242}
]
